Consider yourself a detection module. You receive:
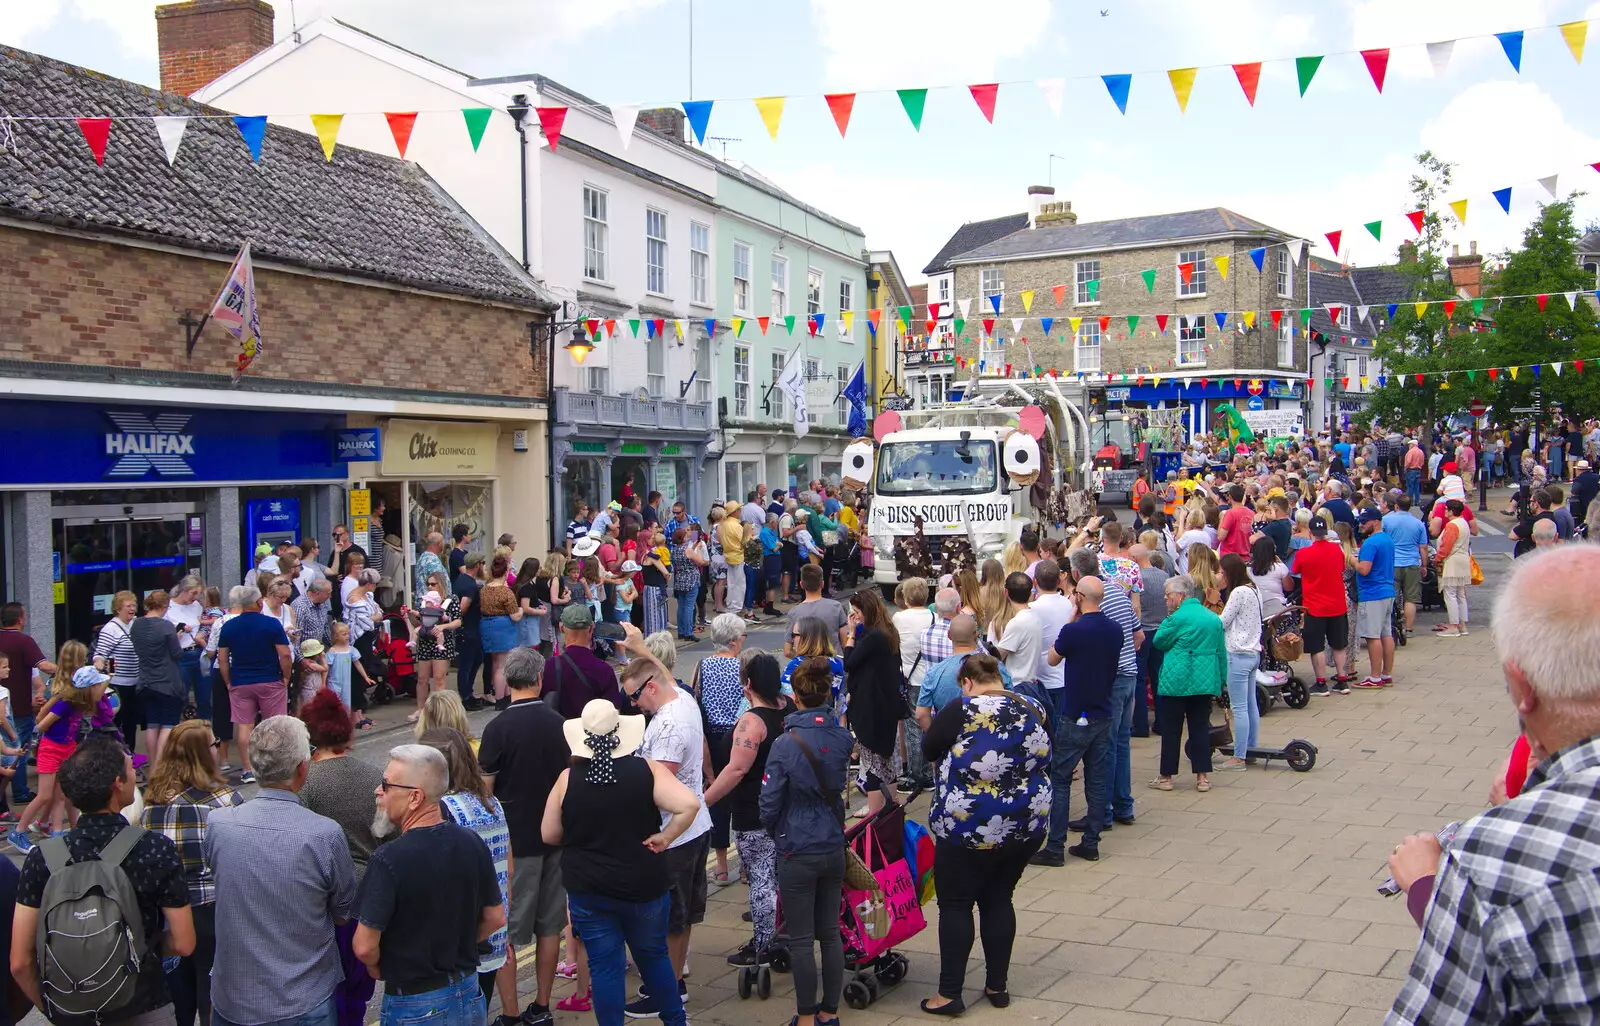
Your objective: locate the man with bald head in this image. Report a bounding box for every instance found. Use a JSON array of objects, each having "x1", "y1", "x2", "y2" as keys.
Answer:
[
  {"x1": 1387, "y1": 546, "x2": 1600, "y2": 1023},
  {"x1": 914, "y1": 614, "x2": 1010, "y2": 729},
  {"x1": 1032, "y1": 575, "x2": 1123, "y2": 866}
]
